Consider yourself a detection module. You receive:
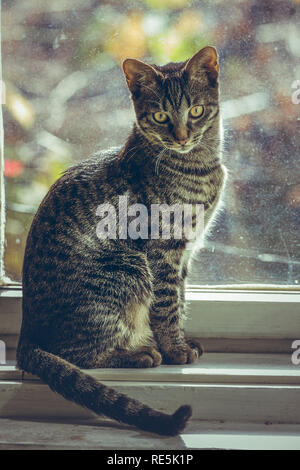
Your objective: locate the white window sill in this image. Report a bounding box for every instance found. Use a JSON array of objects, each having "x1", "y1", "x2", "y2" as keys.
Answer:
[
  {"x1": 1, "y1": 352, "x2": 299, "y2": 385},
  {"x1": 0, "y1": 286, "x2": 299, "y2": 427},
  {"x1": 1, "y1": 268, "x2": 300, "y2": 442},
  {"x1": 0, "y1": 352, "x2": 300, "y2": 426},
  {"x1": 1, "y1": 285, "x2": 300, "y2": 358}
]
